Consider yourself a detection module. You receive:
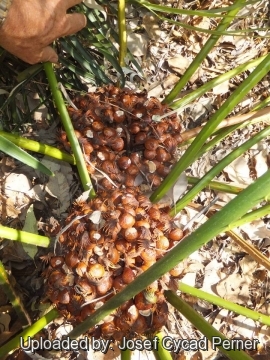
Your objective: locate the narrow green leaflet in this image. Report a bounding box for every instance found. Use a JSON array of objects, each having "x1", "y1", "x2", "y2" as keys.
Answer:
[
  {"x1": 165, "y1": 291, "x2": 253, "y2": 360},
  {"x1": 60, "y1": 38, "x2": 111, "y2": 85},
  {"x1": 0, "y1": 135, "x2": 54, "y2": 176},
  {"x1": 151, "y1": 52, "x2": 270, "y2": 203},
  {"x1": 173, "y1": 125, "x2": 270, "y2": 213},
  {"x1": 132, "y1": 0, "x2": 257, "y2": 16}
]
